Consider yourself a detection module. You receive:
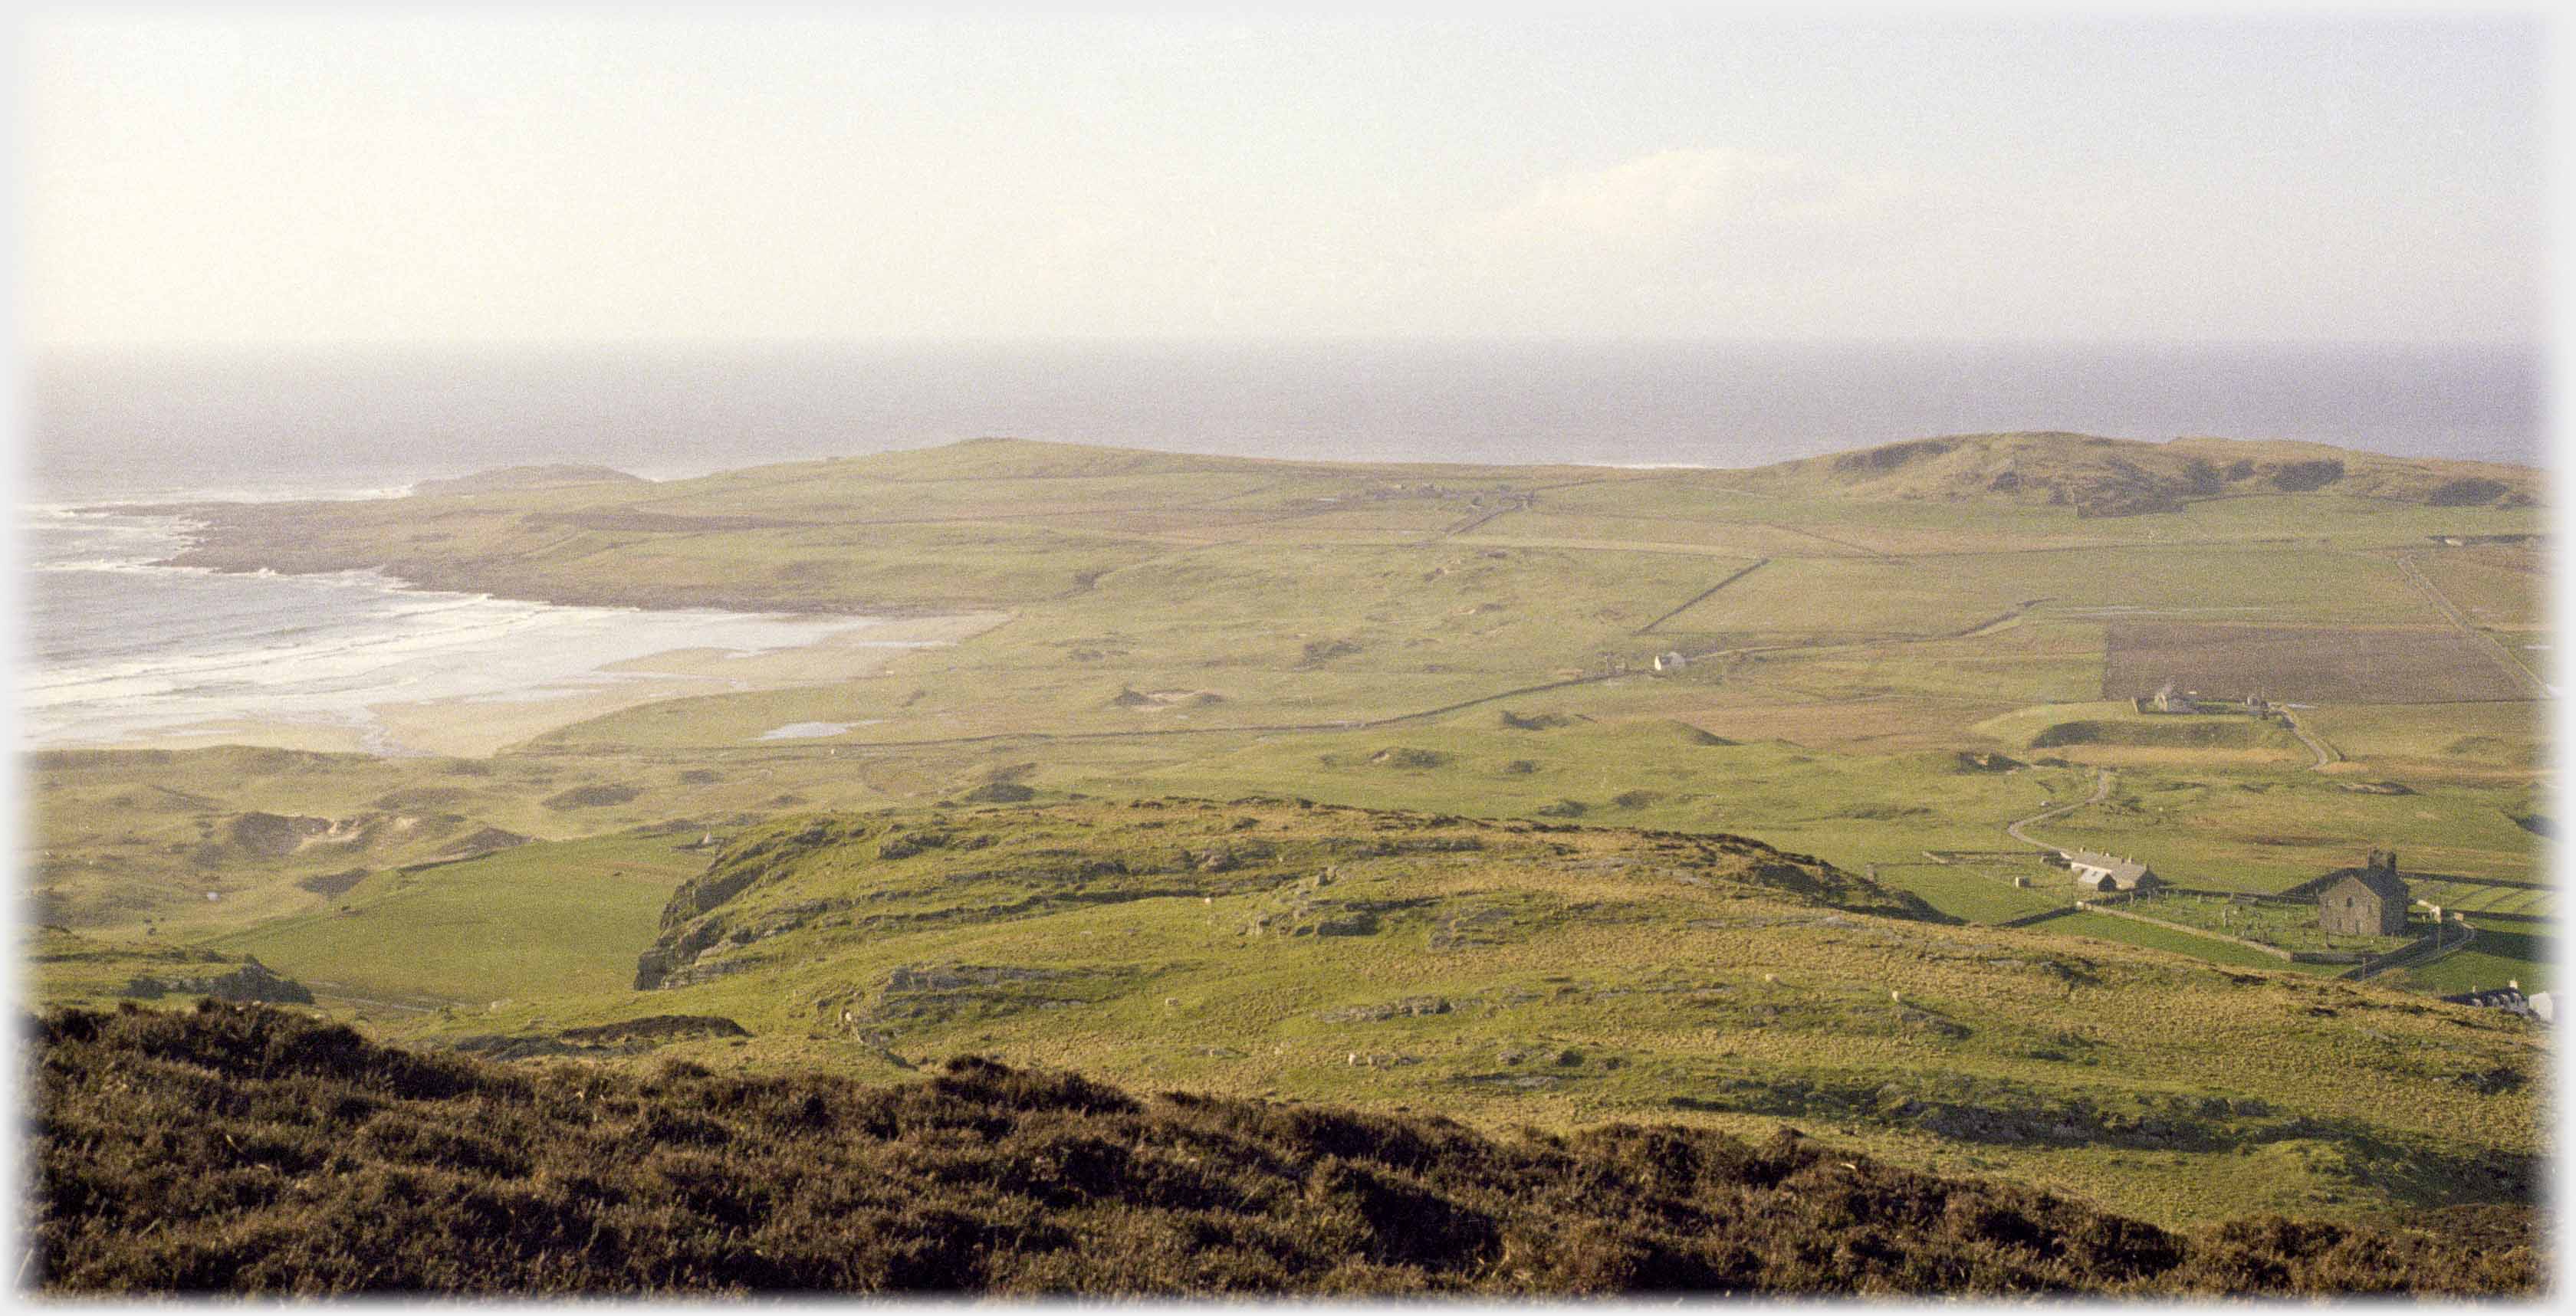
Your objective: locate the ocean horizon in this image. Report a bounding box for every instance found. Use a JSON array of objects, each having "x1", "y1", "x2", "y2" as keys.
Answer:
[{"x1": 20, "y1": 340, "x2": 2546, "y2": 505}]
